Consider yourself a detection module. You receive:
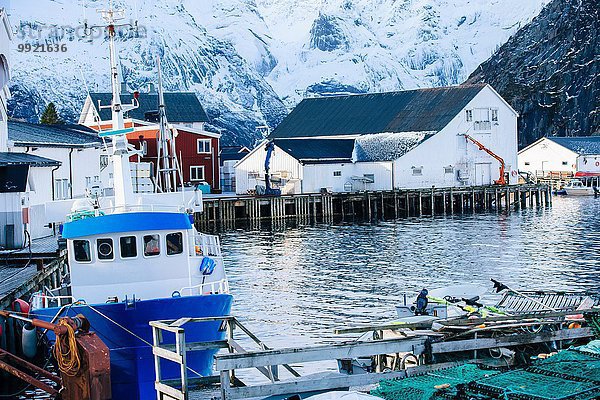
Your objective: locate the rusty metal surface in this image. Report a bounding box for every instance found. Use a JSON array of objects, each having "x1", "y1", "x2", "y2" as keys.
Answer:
[
  {"x1": 60, "y1": 332, "x2": 111, "y2": 400},
  {"x1": 0, "y1": 348, "x2": 61, "y2": 384},
  {"x1": 0, "y1": 352, "x2": 59, "y2": 397}
]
